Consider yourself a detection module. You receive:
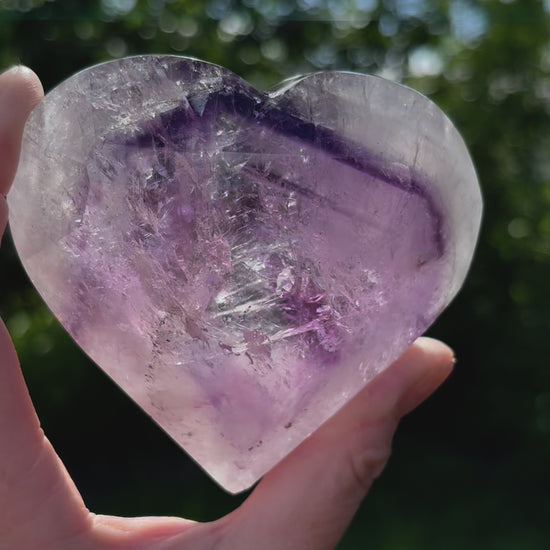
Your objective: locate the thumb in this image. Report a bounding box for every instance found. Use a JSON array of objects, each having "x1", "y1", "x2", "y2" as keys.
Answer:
[
  {"x1": 224, "y1": 337, "x2": 454, "y2": 550},
  {"x1": 0, "y1": 65, "x2": 44, "y2": 196},
  {"x1": 0, "y1": 65, "x2": 43, "y2": 241},
  {"x1": 0, "y1": 67, "x2": 90, "y2": 550}
]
